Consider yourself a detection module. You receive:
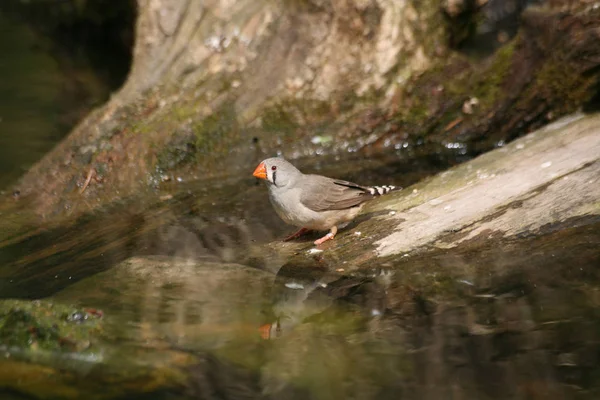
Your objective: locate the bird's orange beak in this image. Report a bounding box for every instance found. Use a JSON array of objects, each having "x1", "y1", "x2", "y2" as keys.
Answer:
[
  {"x1": 253, "y1": 161, "x2": 267, "y2": 180},
  {"x1": 258, "y1": 323, "x2": 272, "y2": 339}
]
